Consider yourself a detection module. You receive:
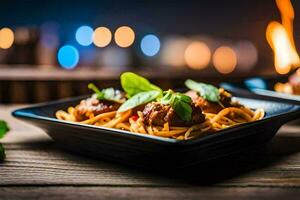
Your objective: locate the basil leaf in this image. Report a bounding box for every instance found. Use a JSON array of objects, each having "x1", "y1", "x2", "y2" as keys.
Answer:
[
  {"x1": 118, "y1": 90, "x2": 161, "y2": 112},
  {"x1": 0, "y1": 120, "x2": 9, "y2": 139},
  {"x1": 0, "y1": 120, "x2": 9, "y2": 161},
  {"x1": 185, "y1": 79, "x2": 220, "y2": 102},
  {"x1": 173, "y1": 93, "x2": 192, "y2": 121},
  {"x1": 176, "y1": 93, "x2": 192, "y2": 104},
  {"x1": 160, "y1": 90, "x2": 192, "y2": 121},
  {"x1": 88, "y1": 83, "x2": 125, "y2": 103},
  {"x1": 173, "y1": 100, "x2": 192, "y2": 121},
  {"x1": 121, "y1": 72, "x2": 162, "y2": 97},
  {"x1": 0, "y1": 144, "x2": 5, "y2": 161}
]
